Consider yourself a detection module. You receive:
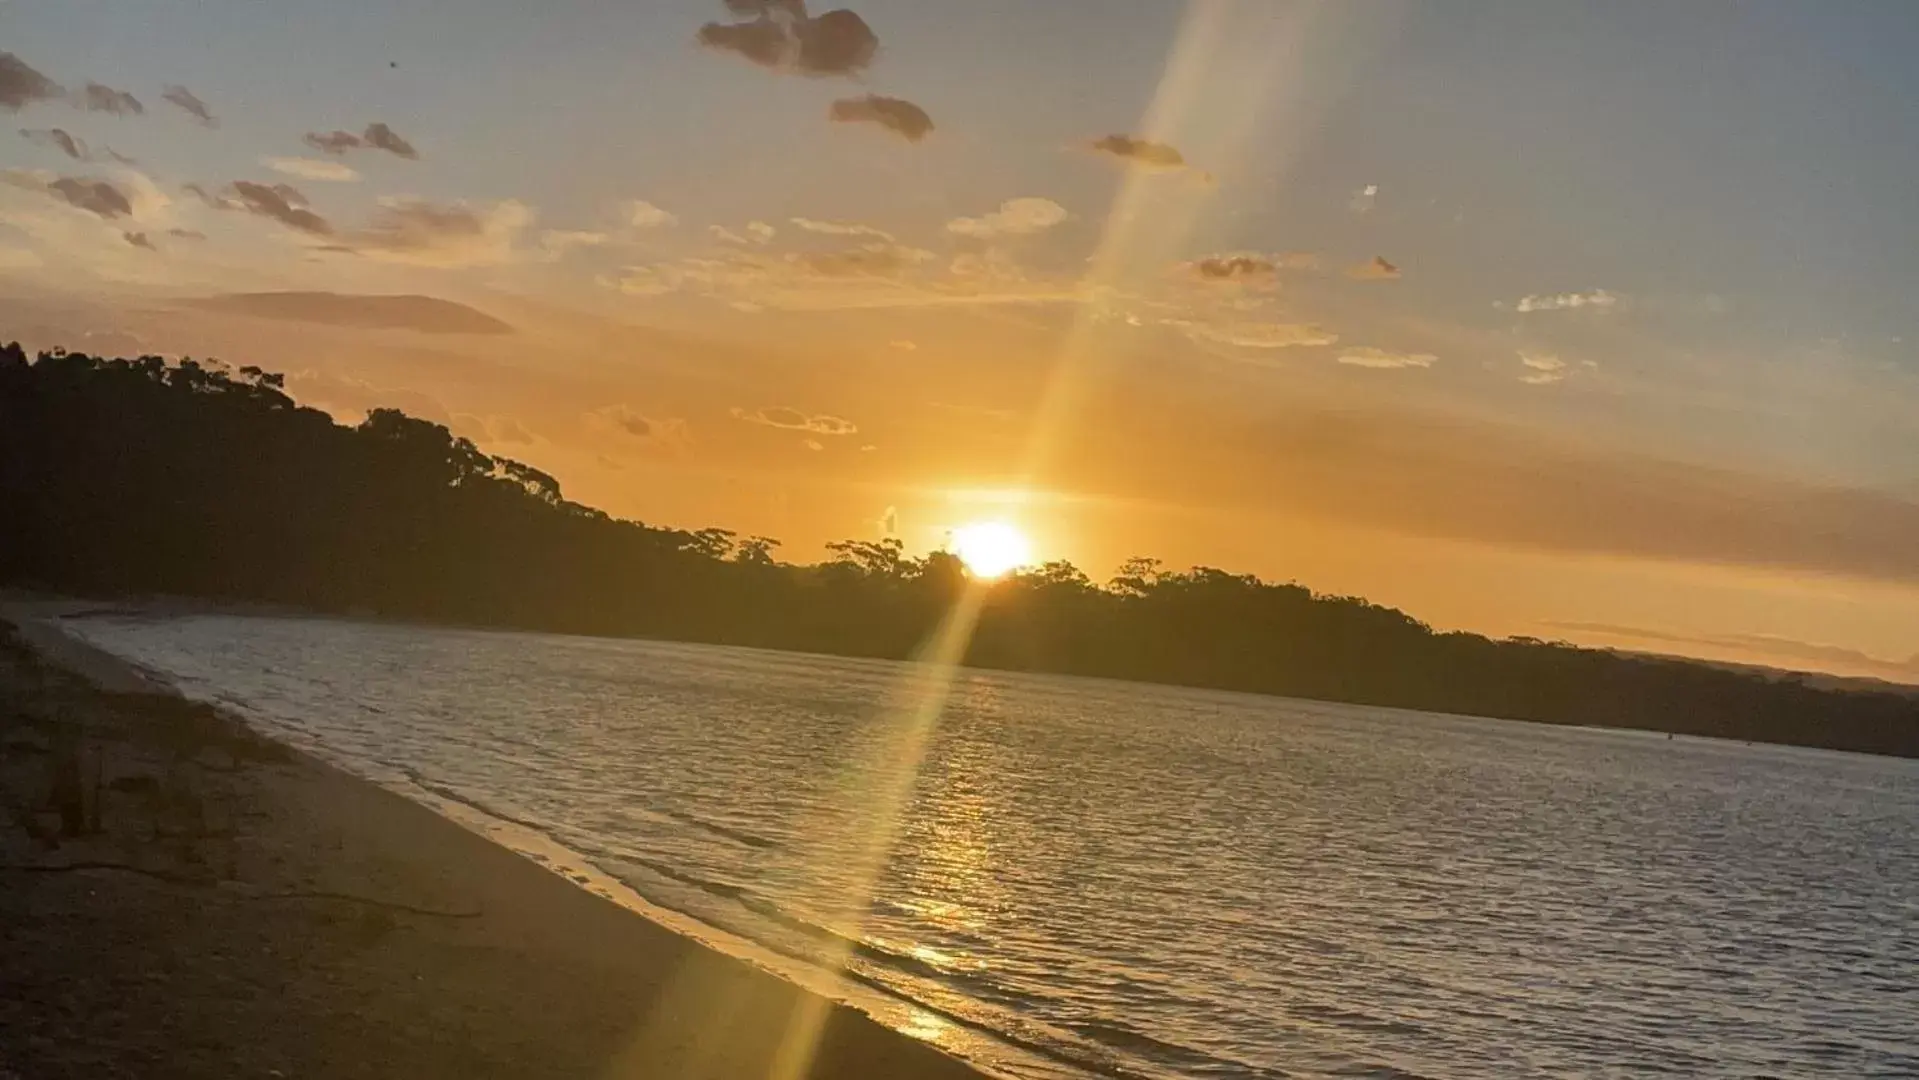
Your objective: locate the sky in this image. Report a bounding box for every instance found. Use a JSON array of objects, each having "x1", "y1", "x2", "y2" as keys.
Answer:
[{"x1": 4, "y1": 0, "x2": 1918, "y2": 679}]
